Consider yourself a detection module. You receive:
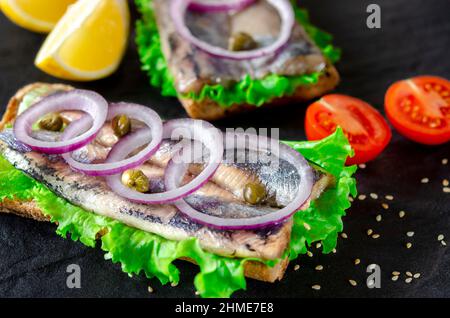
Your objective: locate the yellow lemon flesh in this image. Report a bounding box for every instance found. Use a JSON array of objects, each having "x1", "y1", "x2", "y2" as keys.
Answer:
[
  {"x1": 35, "y1": 0, "x2": 129, "y2": 81},
  {"x1": 0, "y1": 0, "x2": 77, "y2": 33}
]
